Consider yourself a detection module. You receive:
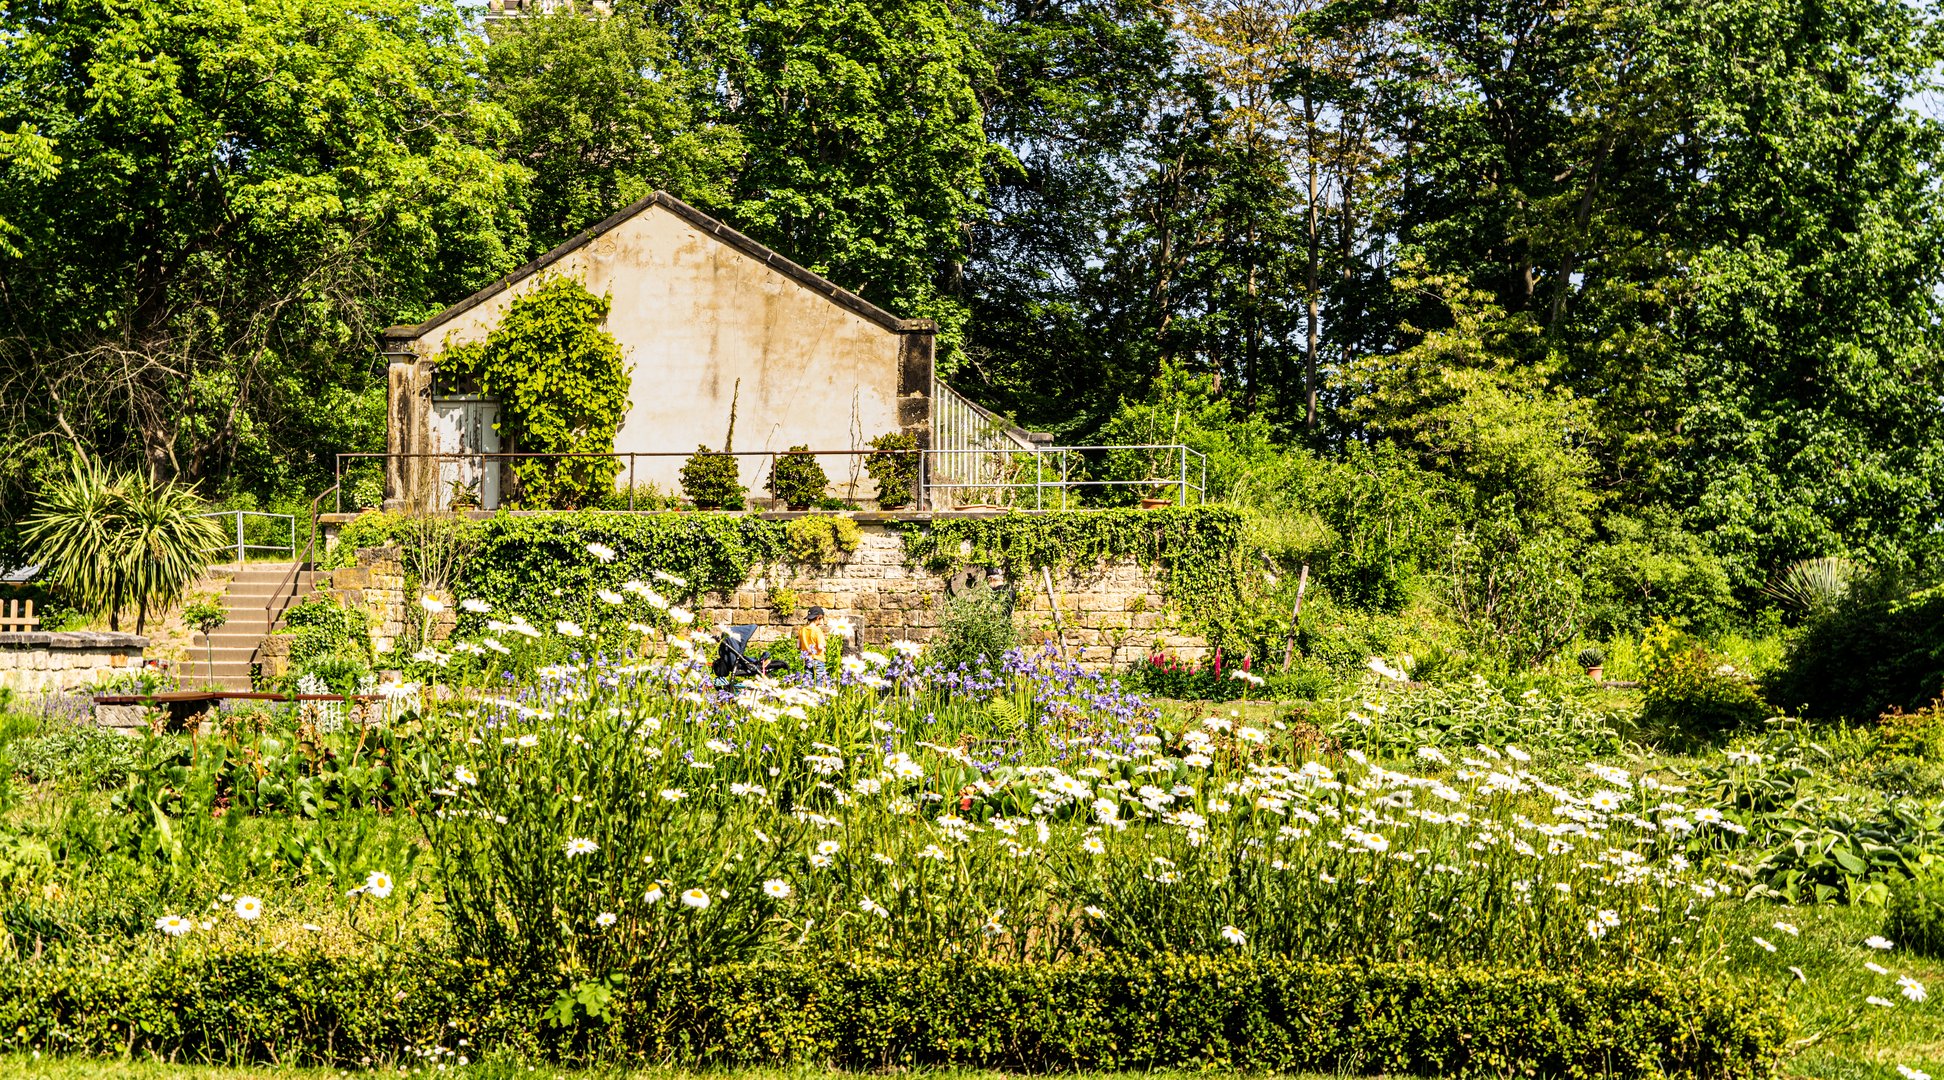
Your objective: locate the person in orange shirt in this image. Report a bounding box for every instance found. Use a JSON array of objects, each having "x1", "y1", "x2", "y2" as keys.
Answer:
[{"x1": 795, "y1": 606, "x2": 829, "y2": 670}]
